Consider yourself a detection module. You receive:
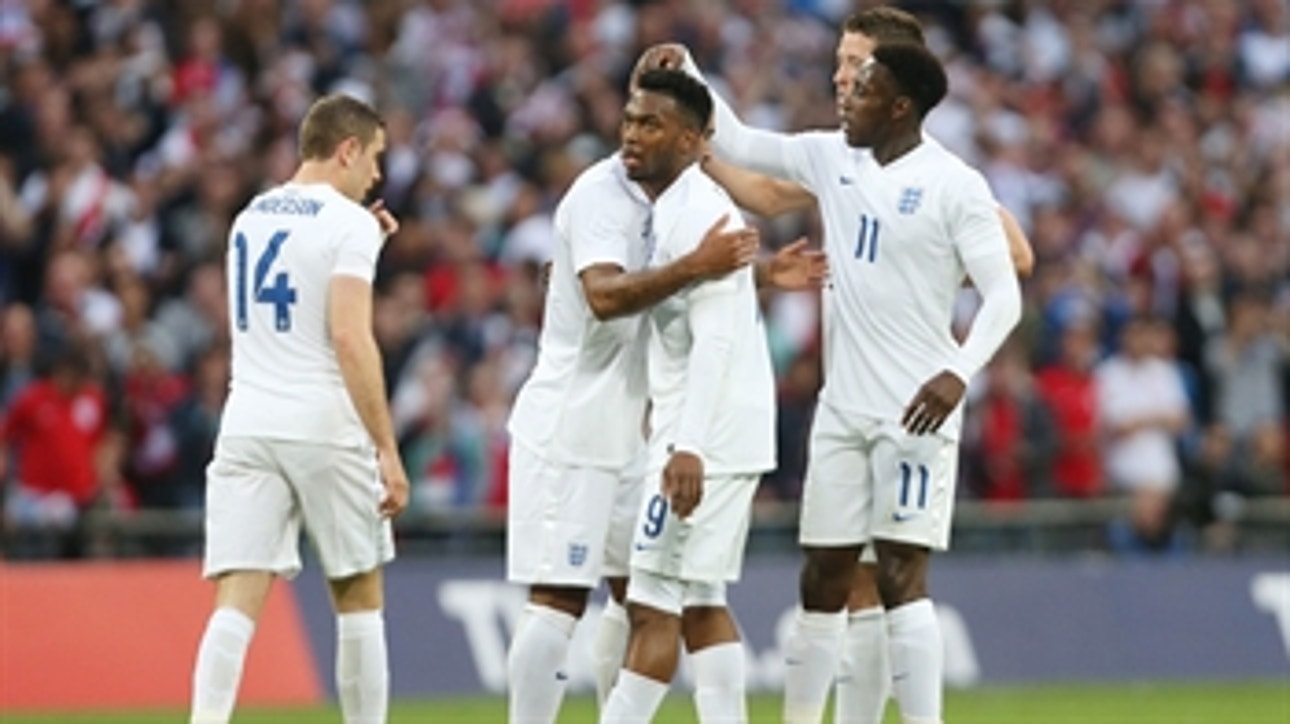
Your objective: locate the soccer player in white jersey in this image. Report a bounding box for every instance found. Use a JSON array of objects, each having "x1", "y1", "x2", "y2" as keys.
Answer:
[
  {"x1": 189, "y1": 94, "x2": 409, "y2": 724},
  {"x1": 677, "y1": 40, "x2": 1022, "y2": 724},
  {"x1": 503, "y1": 67, "x2": 781, "y2": 724},
  {"x1": 505, "y1": 164, "x2": 755, "y2": 724},
  {"x1": 639, "y1": 9, "x2": 1030, "y2": 722},
  {"x1": 506, "y1": 58, "x2": 825, "y2": 720},
  {"x1": 597, "y1": 67, "x2": 776, "y2": 724}
]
